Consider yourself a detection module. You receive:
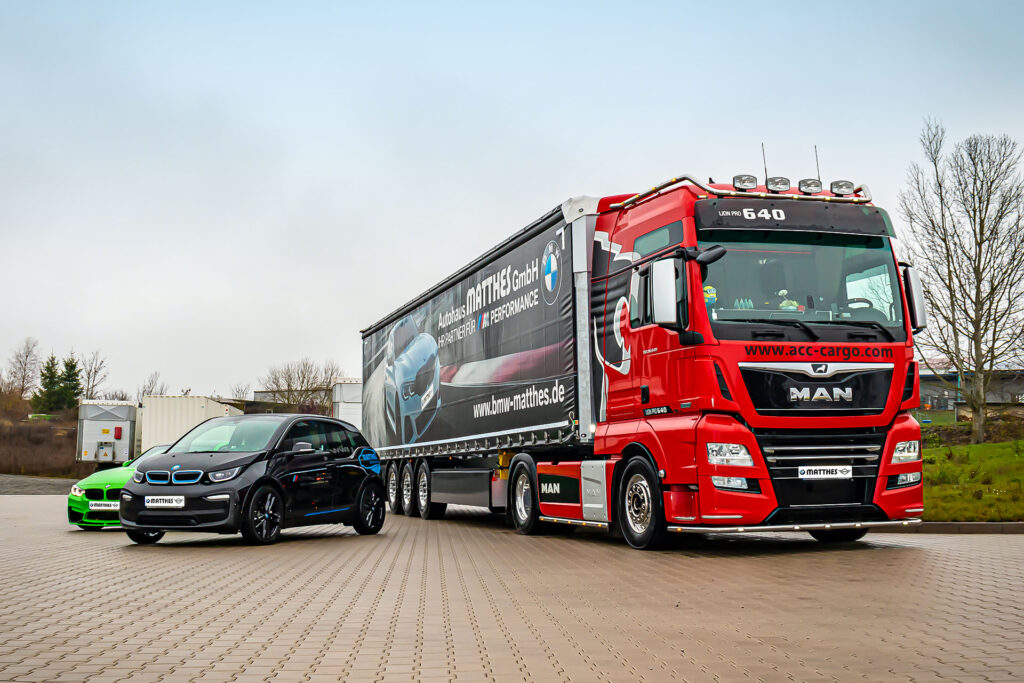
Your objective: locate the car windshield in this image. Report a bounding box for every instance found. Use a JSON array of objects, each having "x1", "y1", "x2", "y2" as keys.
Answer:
[
  {"x1": 698, "y1": 229, "x2": 906, "y2": 340},
  {"x1": 132, "y1": 445, "x2": 168, "y2": 464},
  {"x1": 166, "y1": 416, "x2": 287, "y2": 454}
]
